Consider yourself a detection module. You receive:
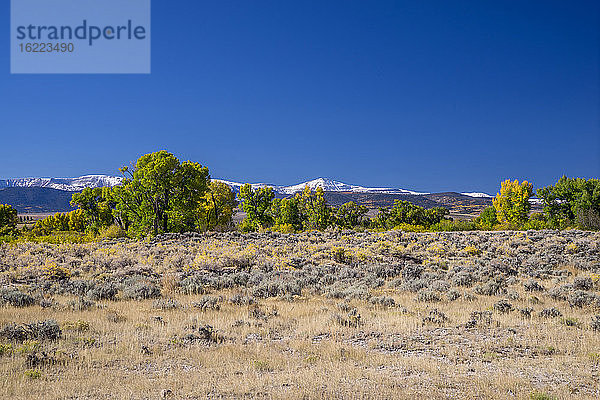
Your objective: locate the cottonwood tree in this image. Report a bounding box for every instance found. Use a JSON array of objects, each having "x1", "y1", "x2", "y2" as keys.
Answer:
[
  {"x1": 270, "y1": 196, "x2": 303, "y2": 232},
  {"x1": 239, "y1": 184, "x2": 275, "y2": 231},
  {"x1": 201, "y1": 181, "x2": 237, "y2": 230},
  {"x1": 0, "y1": 204, "x2": 18, "y2": 235},
  {"x1": 298, "y1": 186, "x2": 330, "y2": 230},
  {"x1": 537, "y1": 176, "x2": 600, "y2": 229},
  {"x1": 114, "y1": 151, "x2": 210, "y2": 236},
  {"x1": 334, "y1": 201, "x2": 368, "y2": 229},
  {"x1": 70, "y1": 187, "x2": 114, "y2": 231},
  {"x1": 492, "y1": 179, "x2": 533, "y2": 225}
]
